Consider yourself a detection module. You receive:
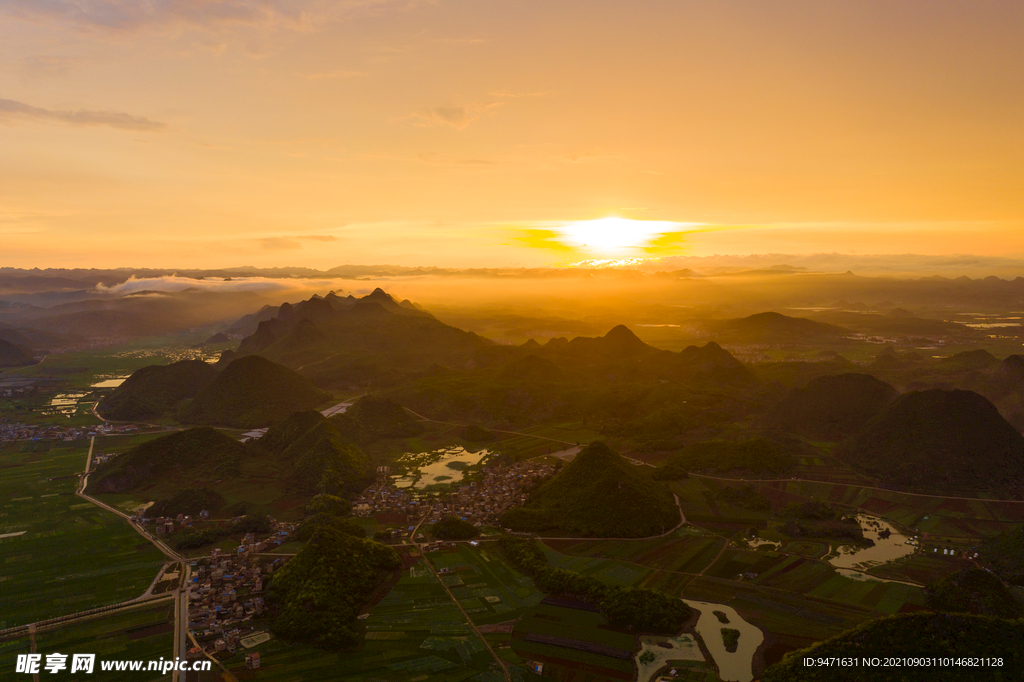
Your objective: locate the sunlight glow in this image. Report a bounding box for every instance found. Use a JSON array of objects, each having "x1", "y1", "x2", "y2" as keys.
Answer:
[{"x1": 553, "y1": 218, "x2": 698, "y2": 256}]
